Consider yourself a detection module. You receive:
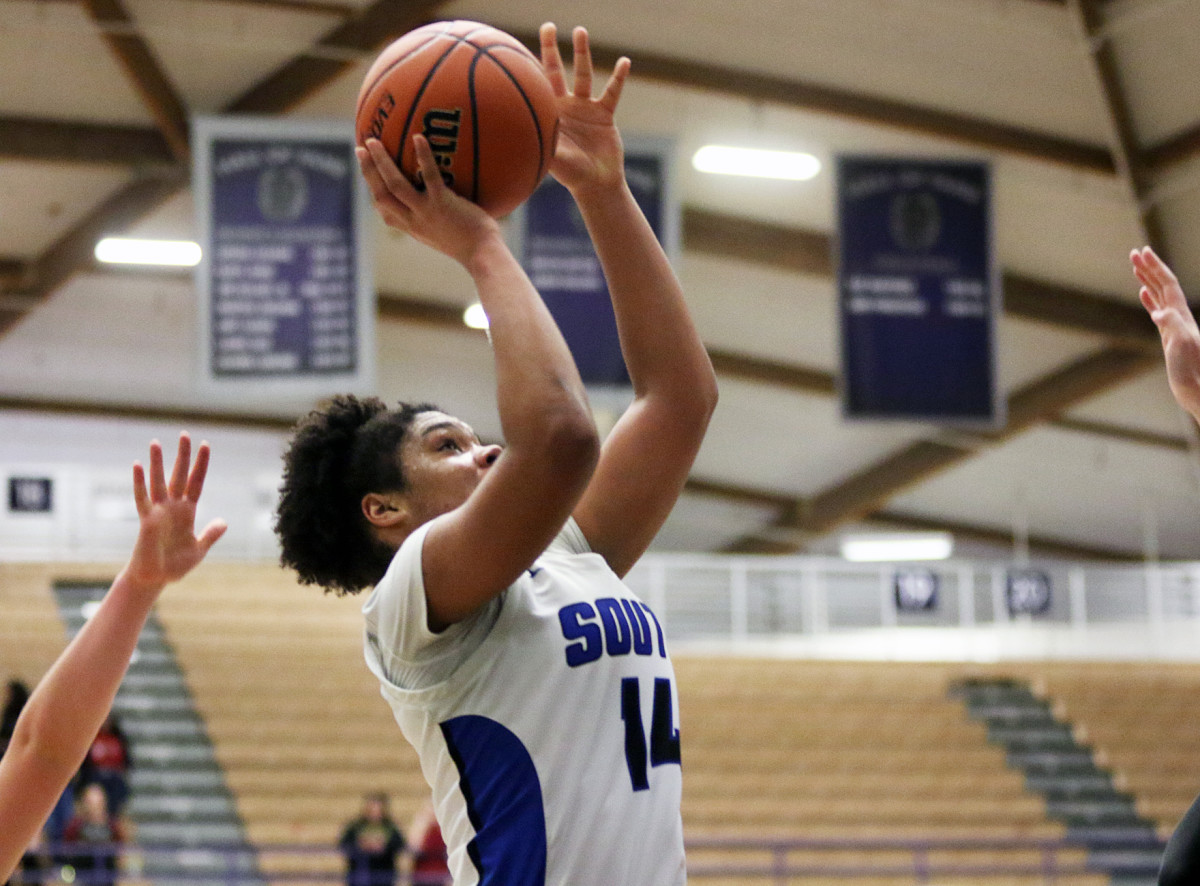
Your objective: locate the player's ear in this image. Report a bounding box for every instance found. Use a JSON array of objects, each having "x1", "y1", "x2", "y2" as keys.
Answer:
[{"x1": 362, "y1": 492, "x2": 408, "y2": 528}]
